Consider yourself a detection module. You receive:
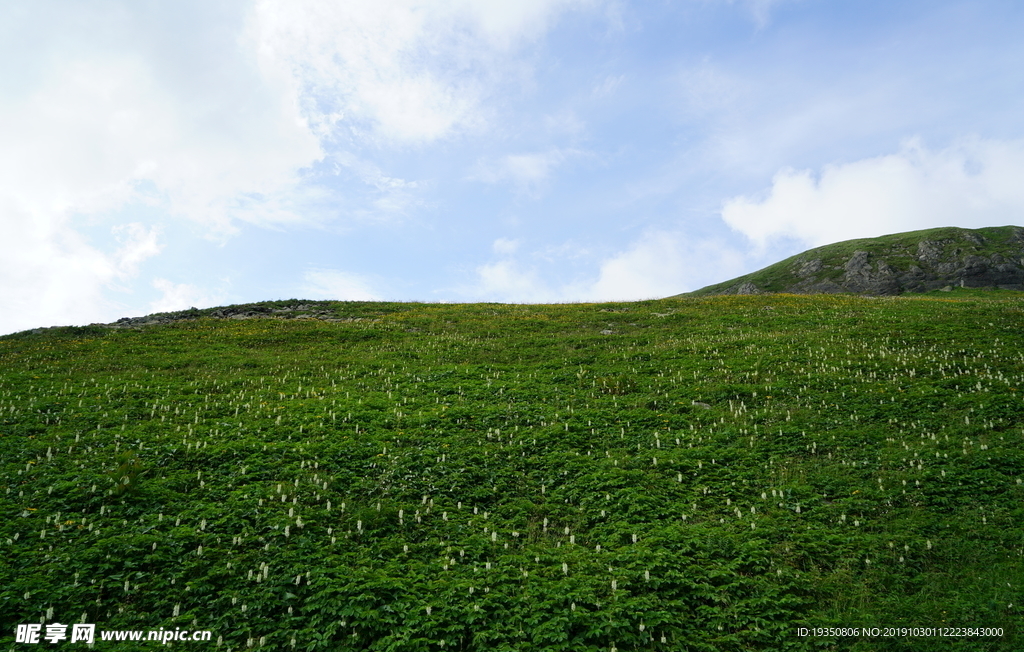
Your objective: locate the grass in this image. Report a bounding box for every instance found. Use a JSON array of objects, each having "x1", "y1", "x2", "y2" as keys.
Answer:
[{"x1": 1, "y1": 294, "x2": 1022, "y2": 651}]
